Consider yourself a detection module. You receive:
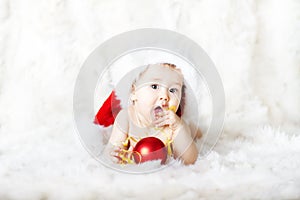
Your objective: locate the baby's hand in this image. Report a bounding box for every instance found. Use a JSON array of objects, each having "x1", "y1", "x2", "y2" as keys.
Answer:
[
  {"x1": 153, "y1": 109, "x2": 182, "y2": 130},
  {"x1": 110, "y1": 146, "x2": 133, "y2": 164}
]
